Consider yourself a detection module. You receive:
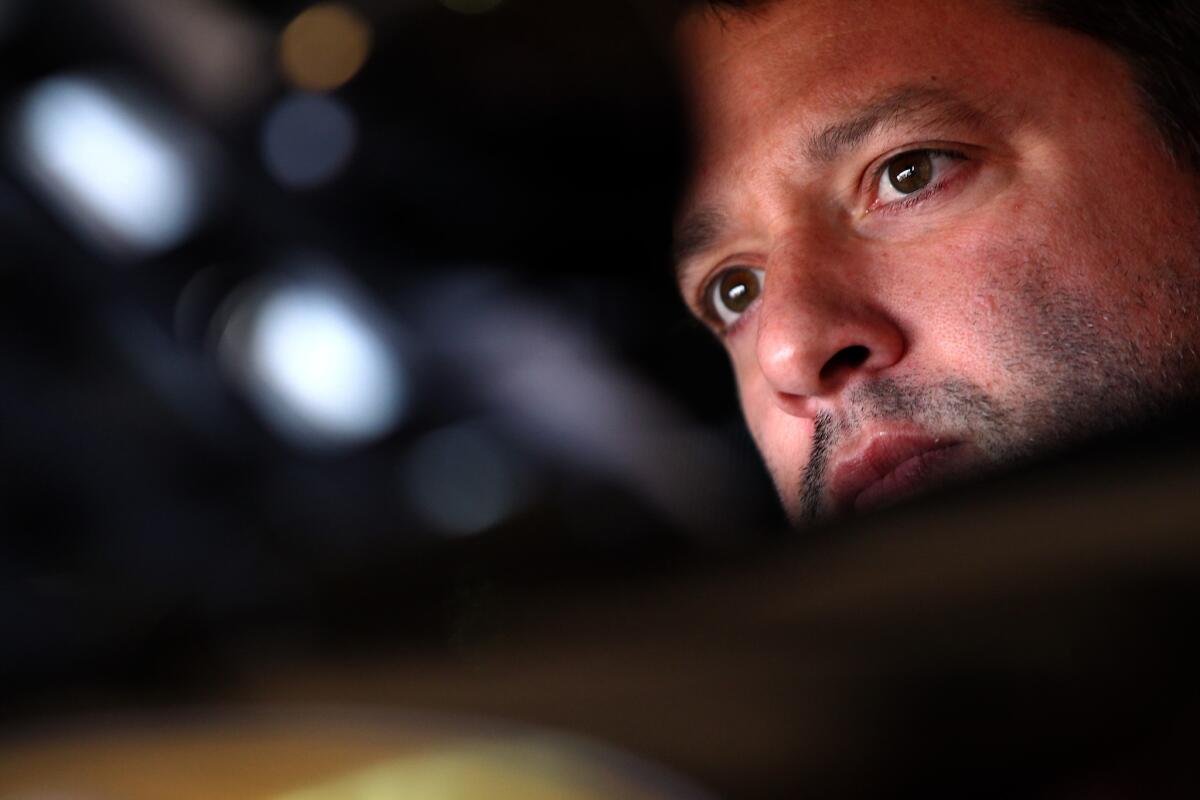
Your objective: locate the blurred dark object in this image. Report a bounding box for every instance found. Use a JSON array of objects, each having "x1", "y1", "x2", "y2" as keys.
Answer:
[
  {"x1": 214, "y1": 412, "x2": 1200, "y2": 799},
  {"x1": 5, "y1": 410, "x2": 1200, "y2": 798}
]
